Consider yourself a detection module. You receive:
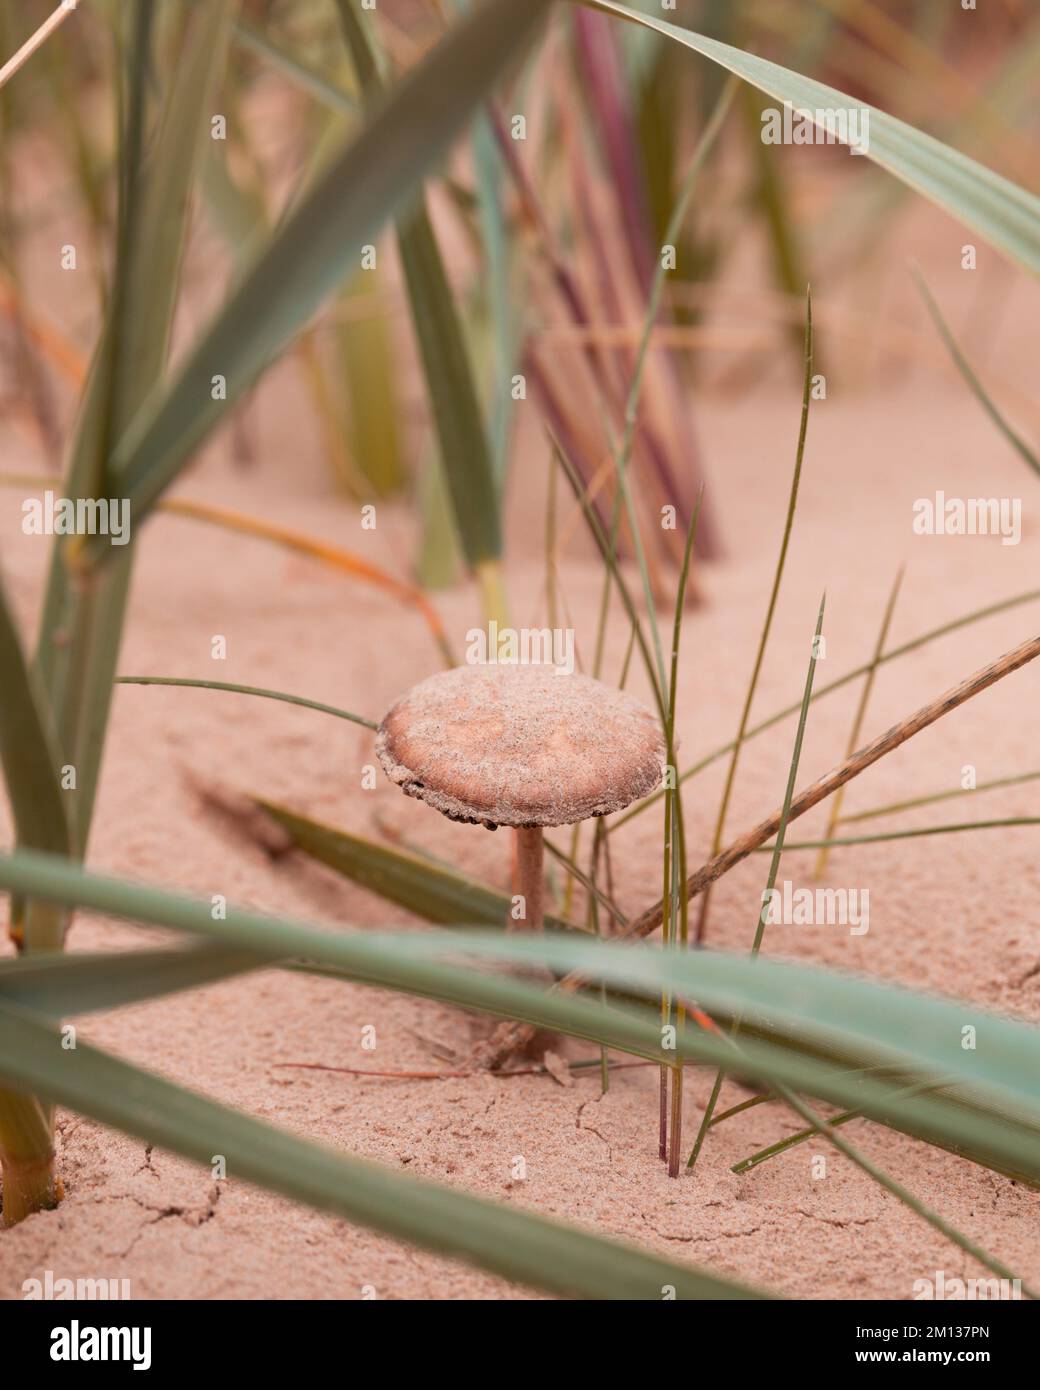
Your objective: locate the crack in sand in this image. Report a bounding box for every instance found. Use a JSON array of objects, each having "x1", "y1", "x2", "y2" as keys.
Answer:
[
  {"x1": 796, "y1": 1207, "x2": 880, "y2": 1230},
  {"x1": 644, "y1": 1219, "x2": 767, "y2": 1244},
  {"x1": 134, "y1": 1145, "x2": 160, "y2": 1180},
  {"x1": 113, "y1": 1186, "x2": 222, "y2": 1259},
  {"x1": 1015, "y1": 960, "x2": 1040, "y2": 989},
  {"x1": 635, "y1": 1201, "x2": 796, "y2": 1246},
  {"x1": 575, "y1": 1096, "x2": 613, "y2": 1165}
]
